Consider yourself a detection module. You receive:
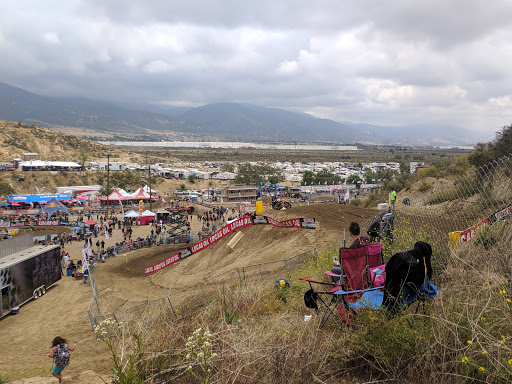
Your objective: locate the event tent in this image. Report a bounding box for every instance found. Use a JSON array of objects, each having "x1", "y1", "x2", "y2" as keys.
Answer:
[
  {"x1": 139, "y1": 210, "x2": 155, "y2": 225},
  {"x1": 124, "y1": 210, "x2": 140, "y2": 218},
  {"x1": 127, "y1": 188, "x2": 151, "y2": 201},
  {"x1": 99, "y1": 188, "x2": 127, "y2": 203}
]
